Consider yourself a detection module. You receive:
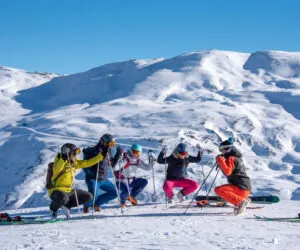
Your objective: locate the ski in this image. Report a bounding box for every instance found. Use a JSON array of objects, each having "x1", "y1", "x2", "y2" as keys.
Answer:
[
  {"x1": 195, "y1": 195, "x2": 279, "y2": 204},
  {"x1": 169, "y1": 203, "x2": 264, "y2": 210},
  {"x1": 254, "y1": 215, "x2": 300, "y2": 222},
  {"x1": 0, "y1": 217, "x2": 65, "y2": 226}
]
